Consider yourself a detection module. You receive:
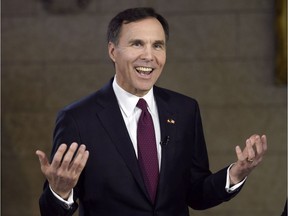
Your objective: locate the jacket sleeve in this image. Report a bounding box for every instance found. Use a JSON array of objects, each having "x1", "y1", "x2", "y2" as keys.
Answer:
[
  {"x1": 39, "y1": 110, "x2": 82, "y2": 216},
  {"x1": 186, "y1": 101, "x2": 243, "y2": 210},
  {"x1": 39, "y1": 184, "x2": 78, "y2": 216}
]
